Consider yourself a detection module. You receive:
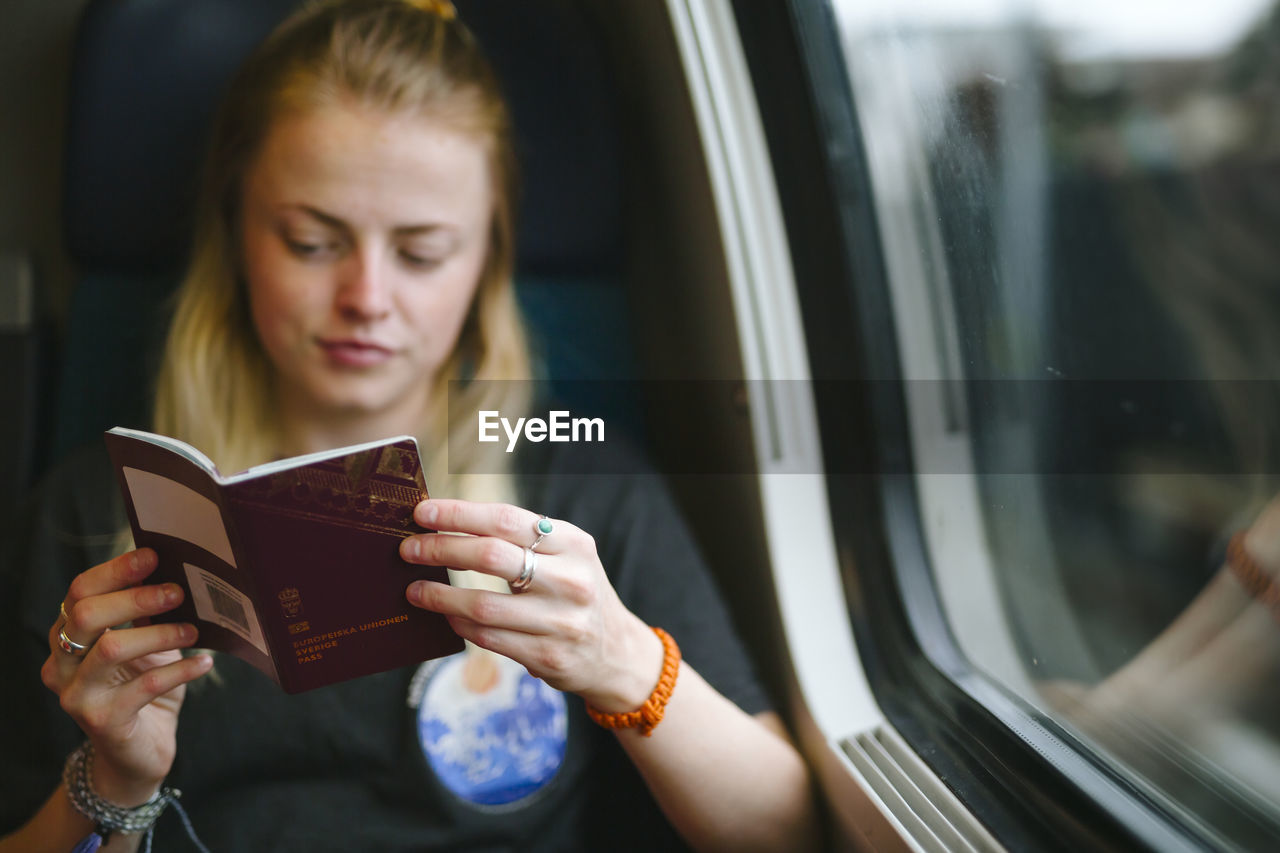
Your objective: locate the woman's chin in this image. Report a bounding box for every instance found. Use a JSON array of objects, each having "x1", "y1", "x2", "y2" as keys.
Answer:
[{"x1": 306, "y1": 386, "x2": 427, "y2": 431}]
